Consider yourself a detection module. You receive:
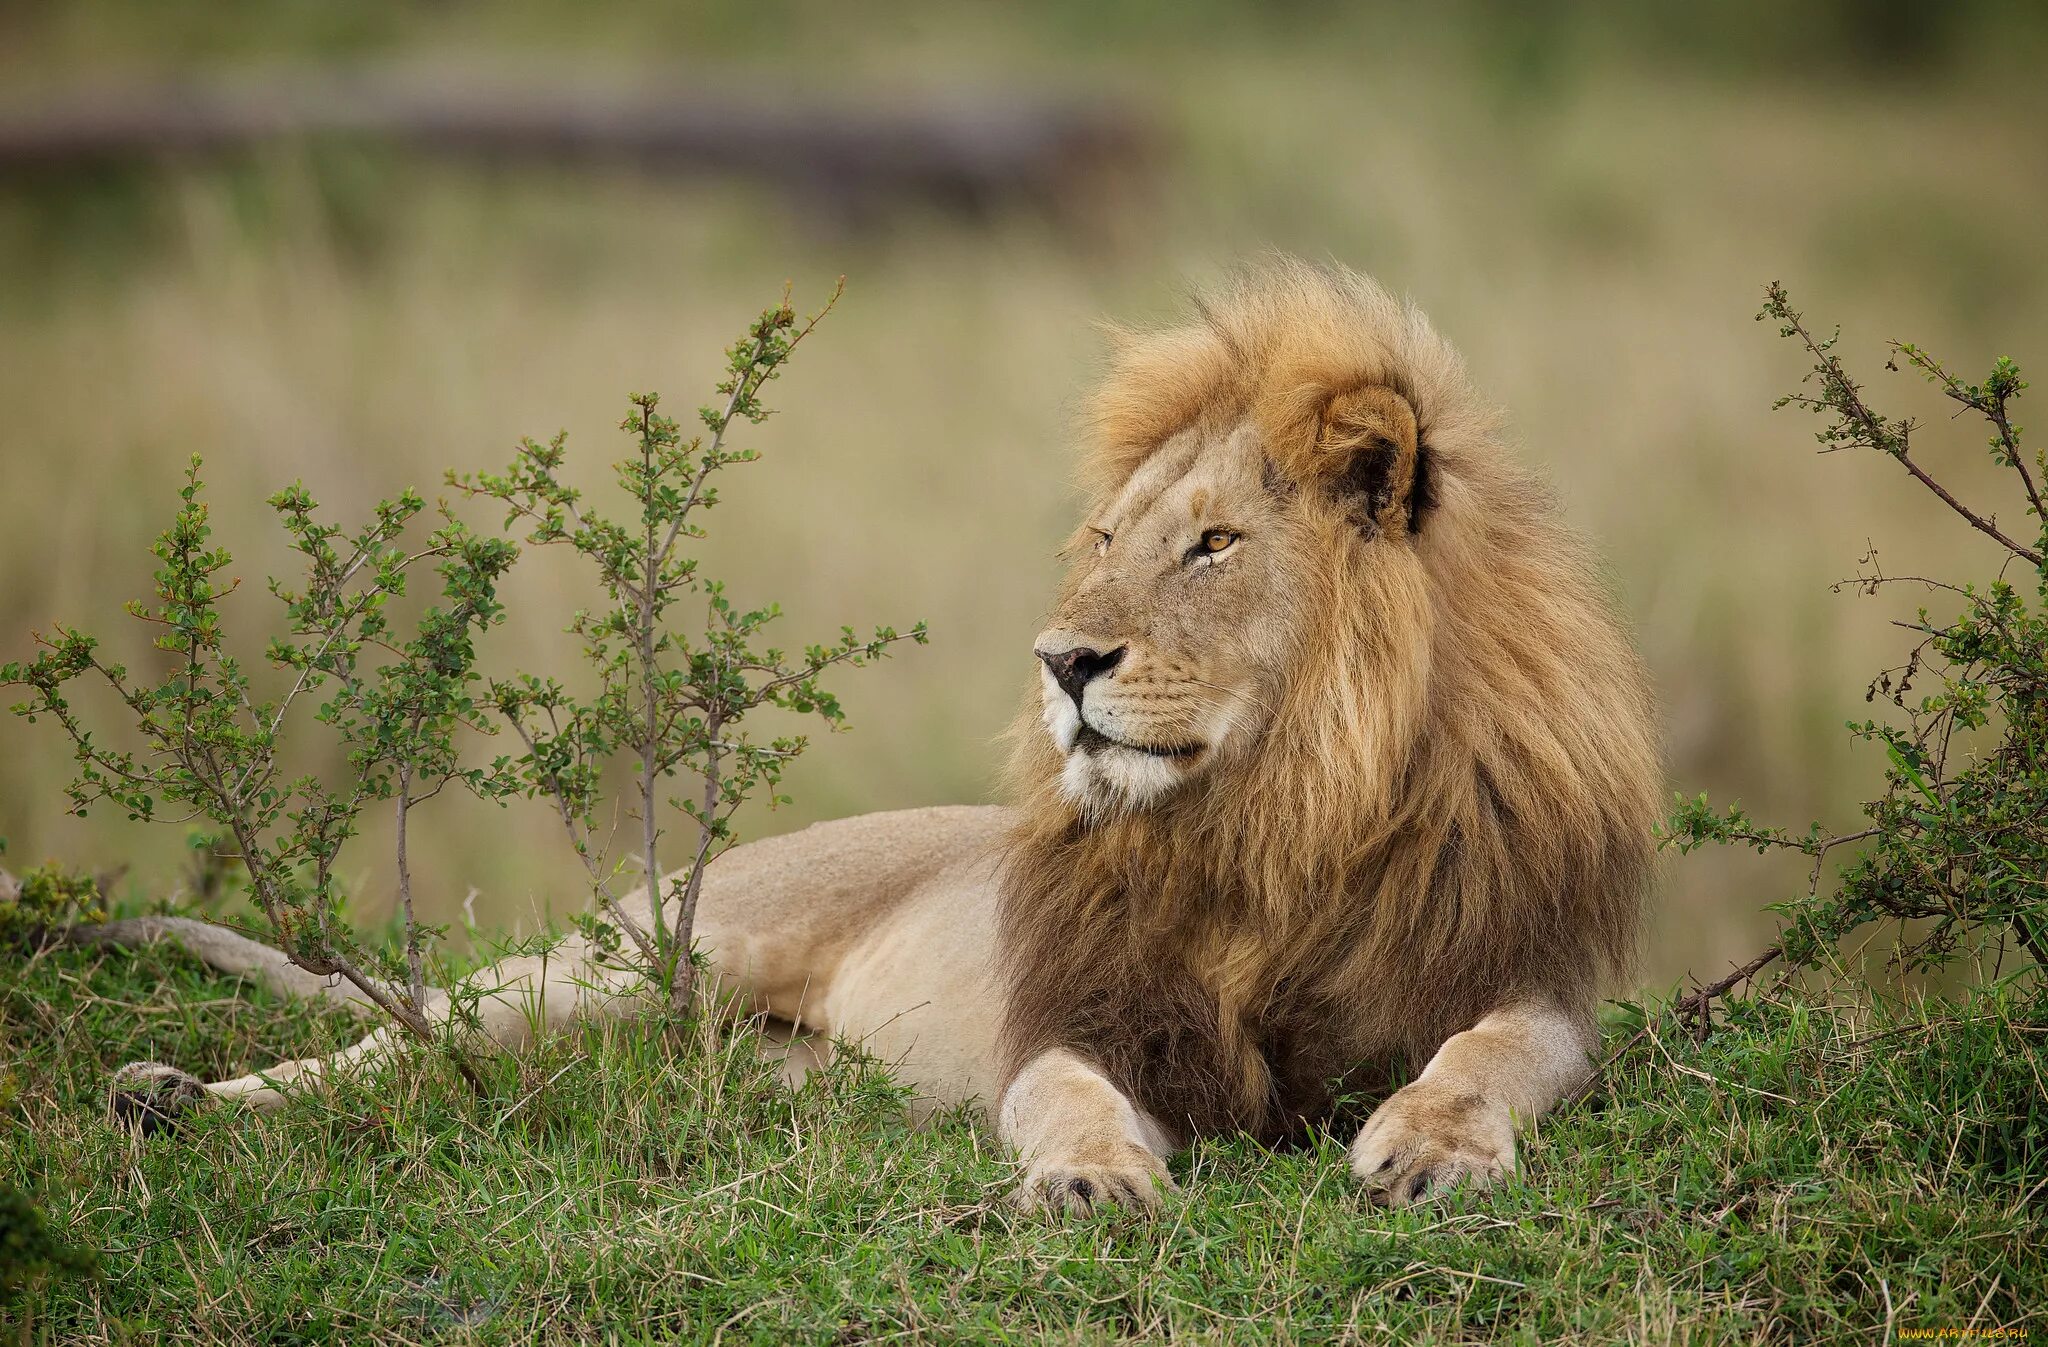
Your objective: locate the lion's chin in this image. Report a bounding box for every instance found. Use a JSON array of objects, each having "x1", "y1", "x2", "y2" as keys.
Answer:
[
  {"x1": 1057, "y1": 740, "x2": 1199, "y2": 814},
  {"x1": 1040, "y1": 693, "x2": 1215, "y2": 814}
]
